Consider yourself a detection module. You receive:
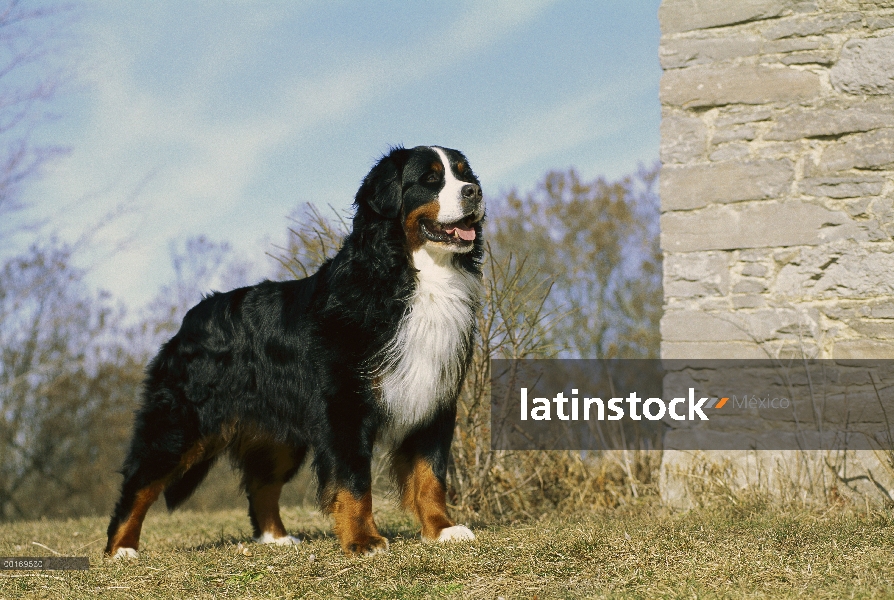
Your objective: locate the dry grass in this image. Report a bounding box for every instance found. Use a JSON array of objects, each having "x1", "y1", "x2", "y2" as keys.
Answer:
[{"x1": 2, "y1": 498, "x2": 893, "y2": 599}]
